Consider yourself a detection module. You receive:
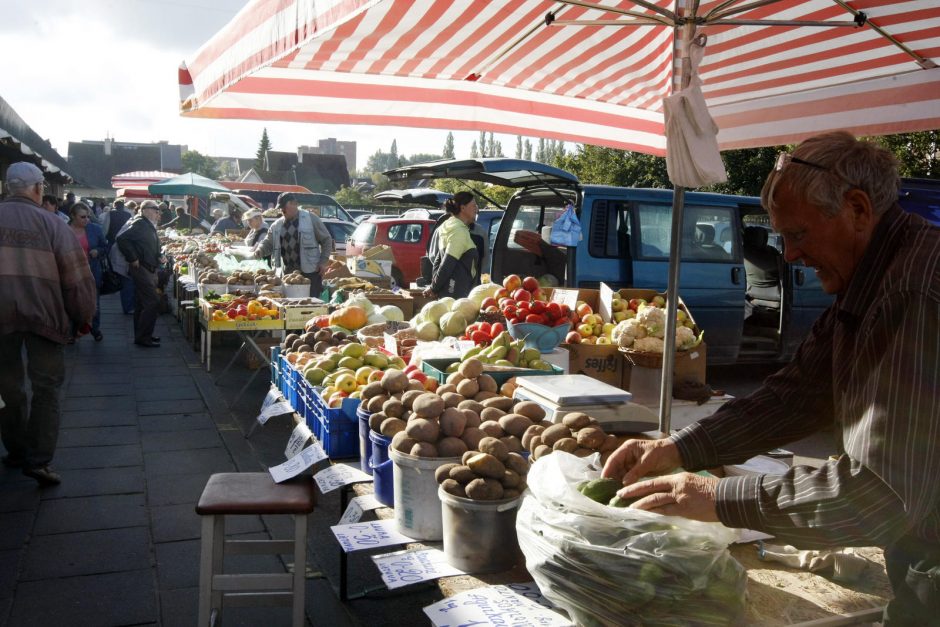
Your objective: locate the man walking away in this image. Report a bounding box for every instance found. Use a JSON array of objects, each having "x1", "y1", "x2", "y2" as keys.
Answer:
[
  {"x1": 117, "y1": 200, "x2": 164, "y2": 347},
  {"x1": 0, "y1": 162, "x2": 96, "y2": 486}
]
